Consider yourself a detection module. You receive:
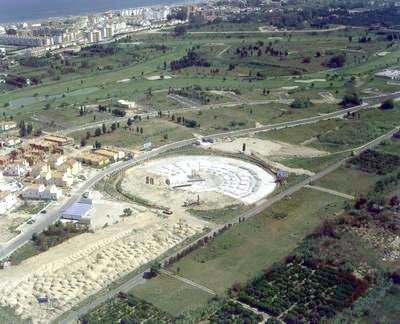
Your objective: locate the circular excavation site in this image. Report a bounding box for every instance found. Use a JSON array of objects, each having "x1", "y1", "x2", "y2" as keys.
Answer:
[{"x1": 125, "y1": 155, "x2": 276, "y2": 205}]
